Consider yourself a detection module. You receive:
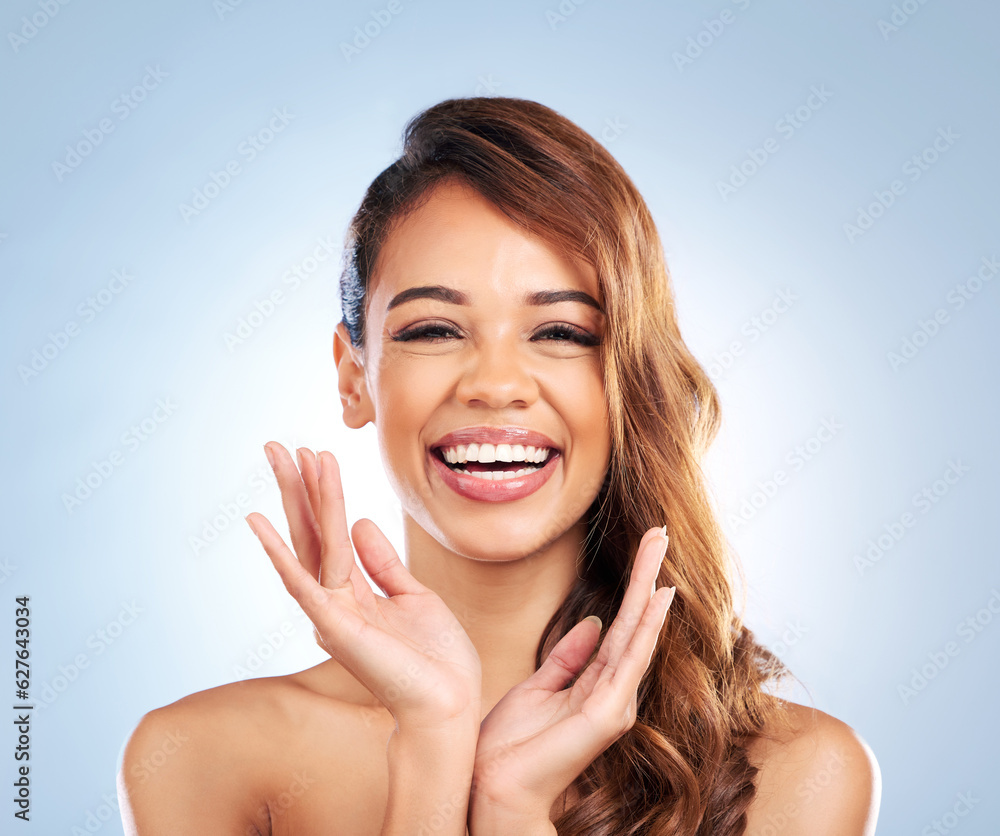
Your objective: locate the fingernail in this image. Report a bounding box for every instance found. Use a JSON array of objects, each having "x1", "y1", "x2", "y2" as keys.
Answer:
[
  {"x1": 296, "y1": 448, "x2": 304, "y2": 472},
  {"x1": 664, "y1": 586, "x2": 677, "y2": 610},
  {"x1": 583, "y1": 614, "x2": 602, "y2": 631},
  {"x1": 245, "y1": 515, "x2": 260, "y2": 538},
  {"x1": 316, "y1": 452, "x2": 323, "y2": 479},
  {"x1": 659, "y1": 524, "x2": 667, "y2": 538},
  {"x1": 263, "y1": 444, "x2": 275, "y2": 469}
]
